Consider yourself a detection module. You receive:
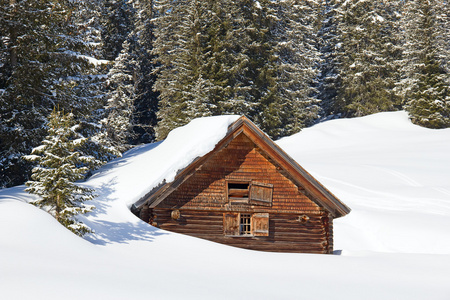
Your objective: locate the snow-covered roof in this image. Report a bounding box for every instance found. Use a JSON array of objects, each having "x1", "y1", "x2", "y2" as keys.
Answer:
[
  {"x1": 85, "y1": 115, "x2": 241, "y2": 208},
  {"x1": 134, "y1": 116, "x2": 351, "y2": 218}
]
